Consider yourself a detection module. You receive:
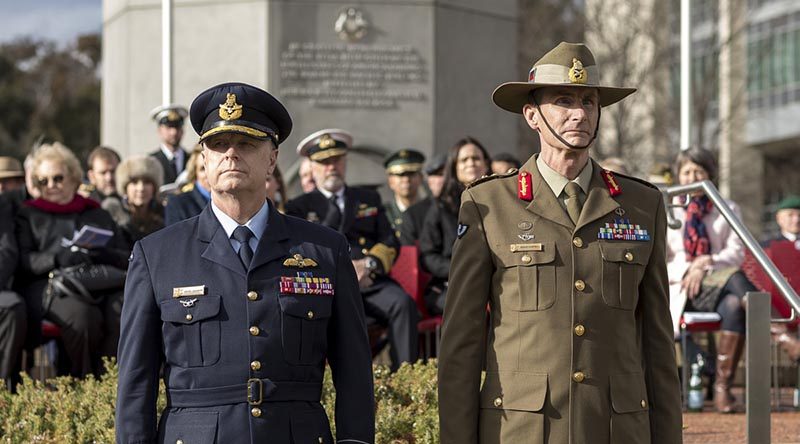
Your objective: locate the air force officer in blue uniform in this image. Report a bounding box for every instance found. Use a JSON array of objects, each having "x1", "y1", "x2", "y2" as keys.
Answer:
[{"x1": 116, "y1": 82, "x2": 375, "y2": 444}]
